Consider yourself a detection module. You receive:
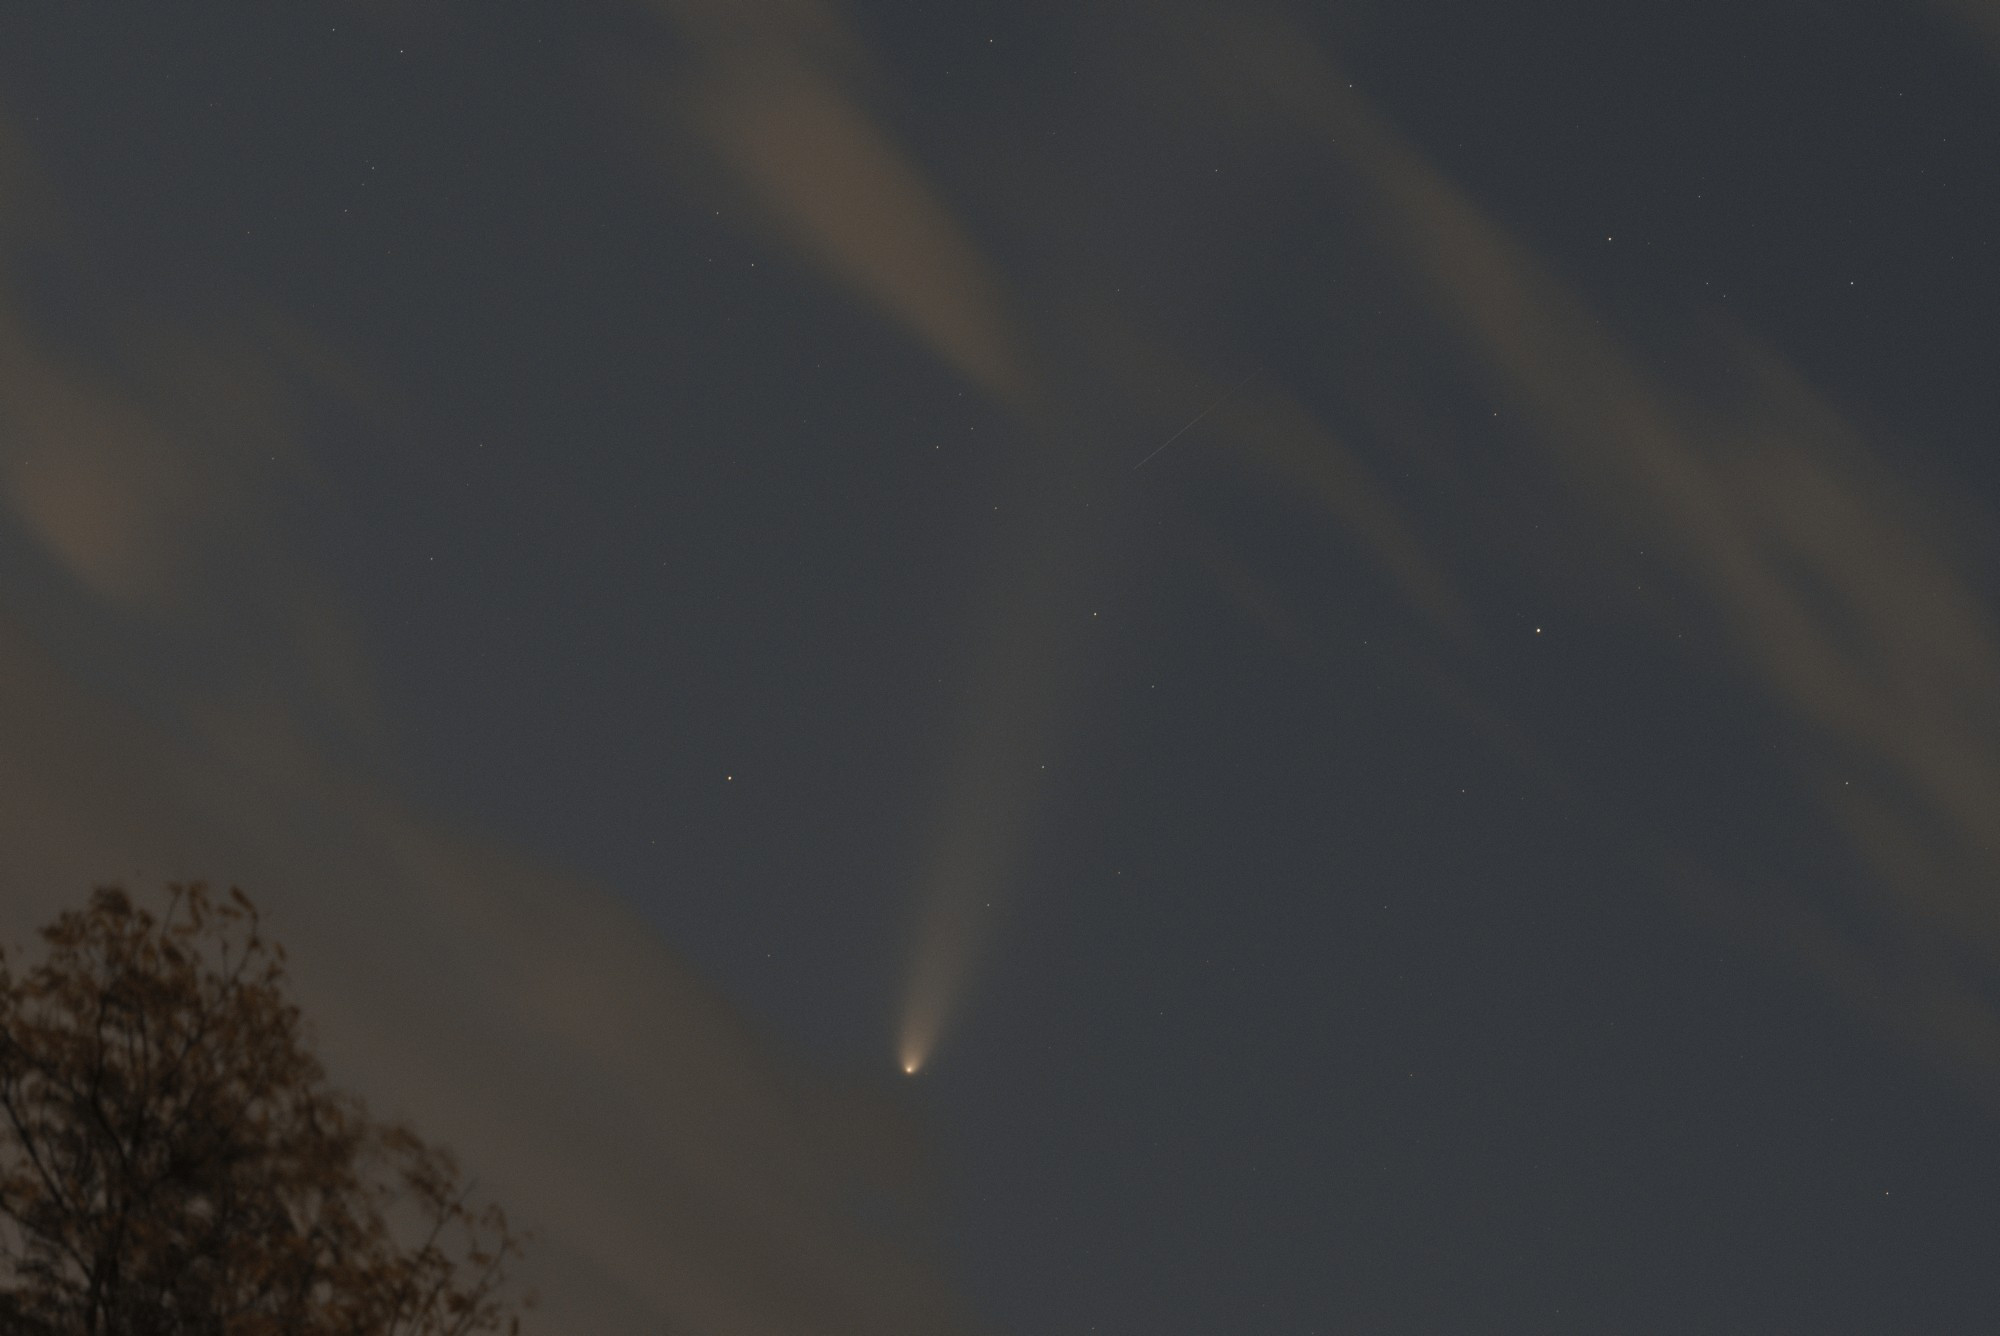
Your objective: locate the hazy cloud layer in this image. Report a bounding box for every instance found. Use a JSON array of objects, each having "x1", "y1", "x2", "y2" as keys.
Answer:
[
  {"x1": 8, "y1": 5, "x2": 1999, "y2": 1329},
  {"x1": 0, "y1": 120, "x2": 975, "y2": 1336}
]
